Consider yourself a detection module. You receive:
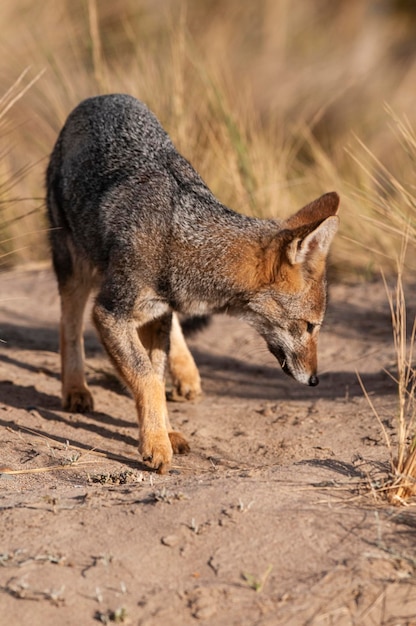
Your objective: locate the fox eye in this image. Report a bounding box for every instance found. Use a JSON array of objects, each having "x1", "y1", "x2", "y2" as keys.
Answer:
[{"x1": 306, "y1": 322, "x2": 315, "y2": 334}]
